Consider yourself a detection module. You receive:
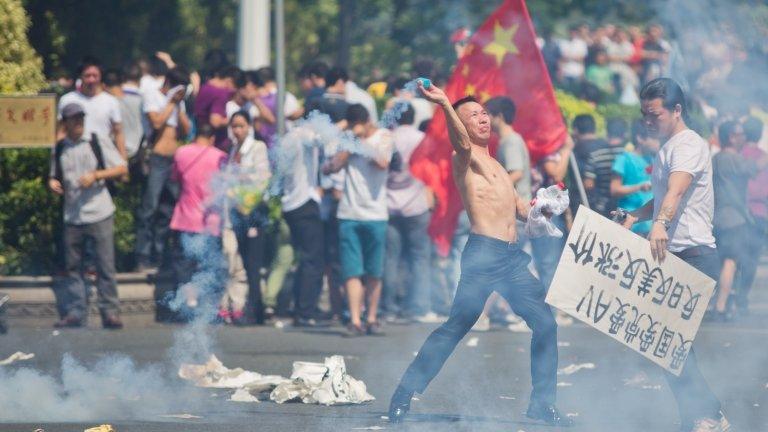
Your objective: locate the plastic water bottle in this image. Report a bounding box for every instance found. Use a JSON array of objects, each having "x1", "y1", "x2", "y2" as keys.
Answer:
[
  {"x1": 542, "y1": 181, "x2": 567, "y2": 199},
  {"x1": 417, "y1": 77, "x2": 431, "y2": 89}
]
